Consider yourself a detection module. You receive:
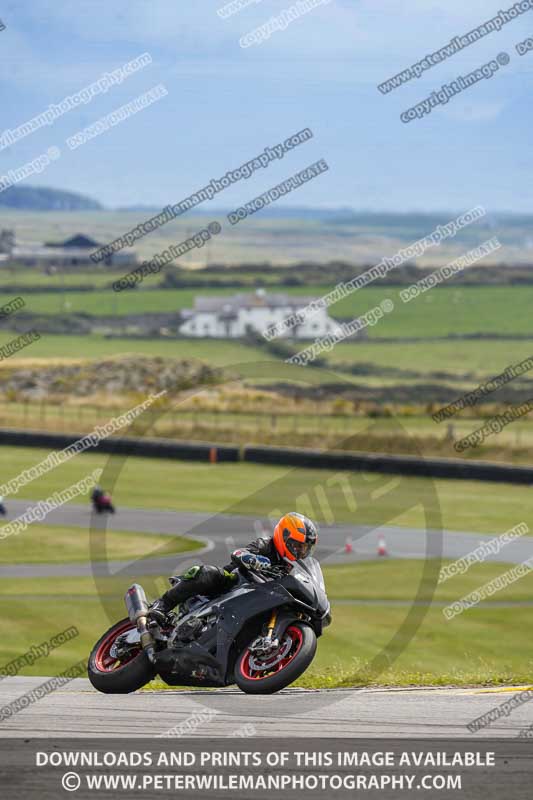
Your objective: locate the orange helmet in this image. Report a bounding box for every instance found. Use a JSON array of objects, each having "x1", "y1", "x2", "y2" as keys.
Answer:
[{"x1": 273, "y1": 512, "x2": 318, "y2": 561}]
